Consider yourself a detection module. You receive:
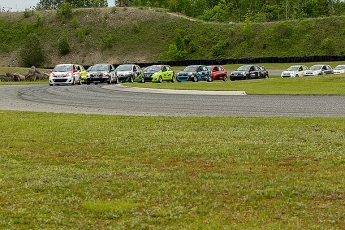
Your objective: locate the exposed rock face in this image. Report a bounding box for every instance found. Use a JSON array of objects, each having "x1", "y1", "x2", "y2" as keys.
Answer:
[
  {"x1": 1, "y1": 66, "x2": 48, "y2": 82},
  {"x1": 24, "y1": 66, "x2": 37, "y2": 81}
]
